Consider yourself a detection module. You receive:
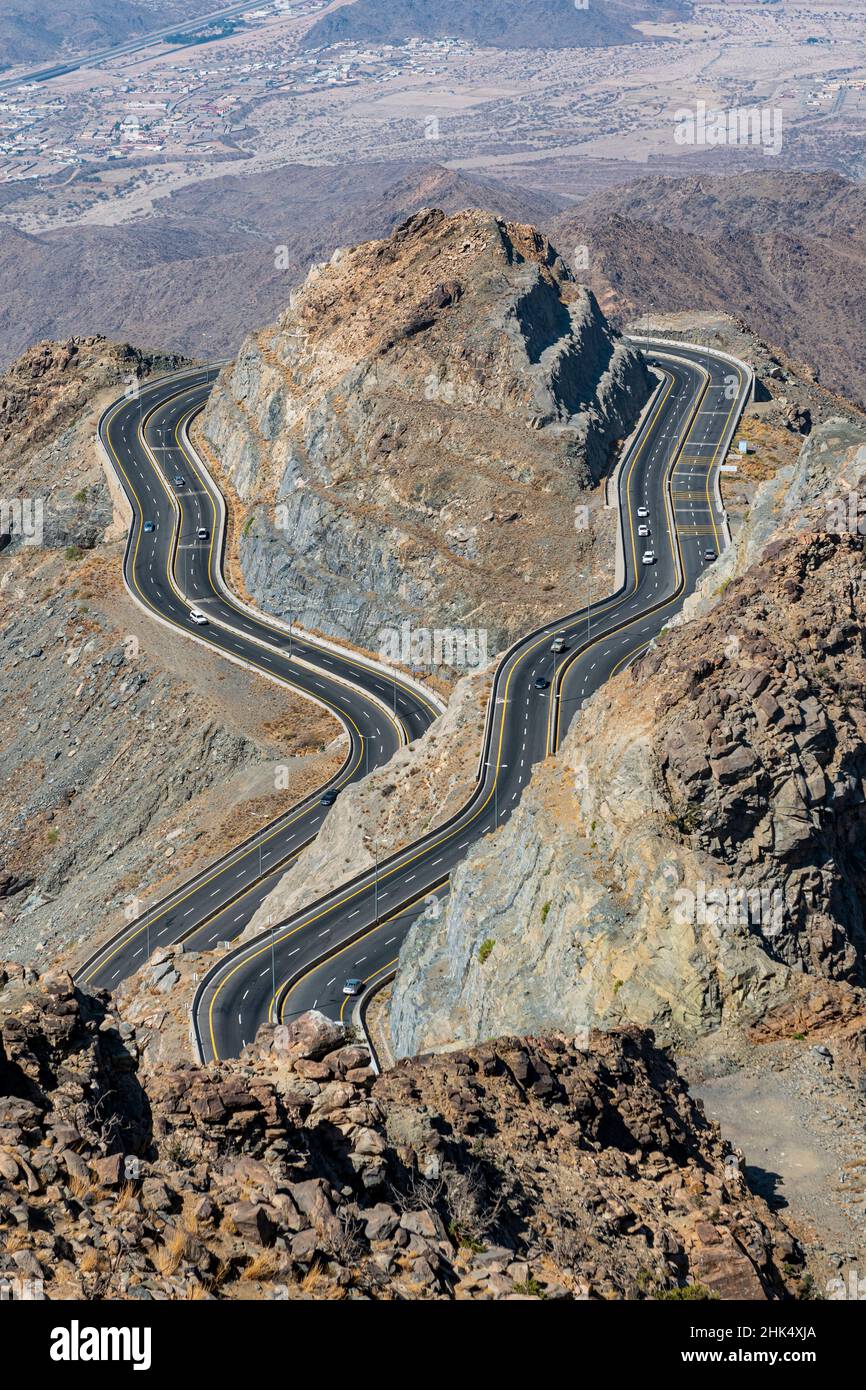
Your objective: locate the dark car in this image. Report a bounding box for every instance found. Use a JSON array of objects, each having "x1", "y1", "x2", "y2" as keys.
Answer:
[
  {"x1": 173, "y1": 475, "x2": 186, "y2": 487},
  {"x1": 534, "y1": 676, "x2": 549, "y2": 690},
  {"x1": 143, "y1": 521, "x2": 155, "y2": 533},
  {"x1": 320, "y1": 789, "x2": 338, "y2": 807}
]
